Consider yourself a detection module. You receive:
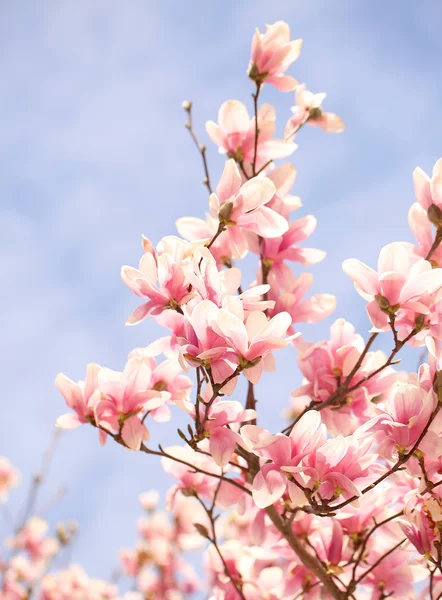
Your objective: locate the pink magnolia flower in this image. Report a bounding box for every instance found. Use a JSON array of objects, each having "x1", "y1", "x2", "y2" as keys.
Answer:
[
  {"x1": 242, "y1": 411, "x2": 327, "y2": 508},
  {"x1": 312, "y1": 519, "x2": 345, "y2": 571},
  {"x1": 199, "y1": 398, "x2": 256, "y2": 466},
  {"x1": 161, "y1": 446, "x2": 218, "y2": 503},
  {"x1": 0, "y1": 457, "x2": 20, "y2": 503},
  {"x1": 360, "y1": 539, "x2": 416, "y2": 600},
  {"x1": 205, "y1": 101, "x2": 296, "y2": 169},
  {"x1": 289, "y1": 430, "x2": 382, "y2": 506},
  {"x1": 364, "y1": 381, "x2": 442, "y2": 460},
  {"x1": 255, "y1": 216, "x2": 326, "y2": 290},
  {"x1": 343, "y1": 241, "x2": 442, "y2": 330},
  {"x1": 178, "y1": 299, "x2": 239, "y2": 390},
  {"x1": 285, "y1": 84, "x2": 345, "y2": 139},
  {"x1": 1, "y1": 575, "x2": 27, "y2": 600},
  {"x1": 248, "y1": 21, "x2": 302, "y2": 91},
  {"x1": 176, "y1": 213, "x2": 234, "y2": 266},
  {"x1": 128, "y1": 345, "x2": 193, "y2": 421},
  {"x1": 139, "y1": 489, "x2": 160, "y2": 512},
  {"x1": 55, "y1": 363, "x2": 107, "y2": 445},
  {"x1": 291, "y1": 319, "x2": 395, "y2": 434},
  {"x1": 268, "y1": 272, "x2": 336, "y2": 328},
  {"x1": 208, "y1": 159, "x2": 288, "y2": 259},
  {"x1": 38, "y1": 565, "x2": 119, "y2": 600},
  {"x1": 94, "y1": 357, "x2": 167, "y2": 451},
  {"x1": 121, "y1": 236, "x2": 197, "y2": 325},
  {"x1": 413, "y1": 157, "x2": 442, "y2": 213},
  {"x1": 265, "y1": 163, "x2": 302, "y2": 219},
  {"x1": 8, "y1": 518, "x2": 59, "y2": 563},
  {"x1": 409, "y1": 202, "x2": 442, "y2": 267},
  {"x1": 212, "y1": 306, "x2": 294, "y2": 384}
]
